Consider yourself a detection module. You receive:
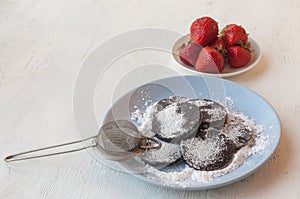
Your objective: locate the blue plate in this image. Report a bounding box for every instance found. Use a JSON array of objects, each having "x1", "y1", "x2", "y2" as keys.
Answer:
[{"x1": 102, "y1": 75, "x2": 281, "y2": 190}]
